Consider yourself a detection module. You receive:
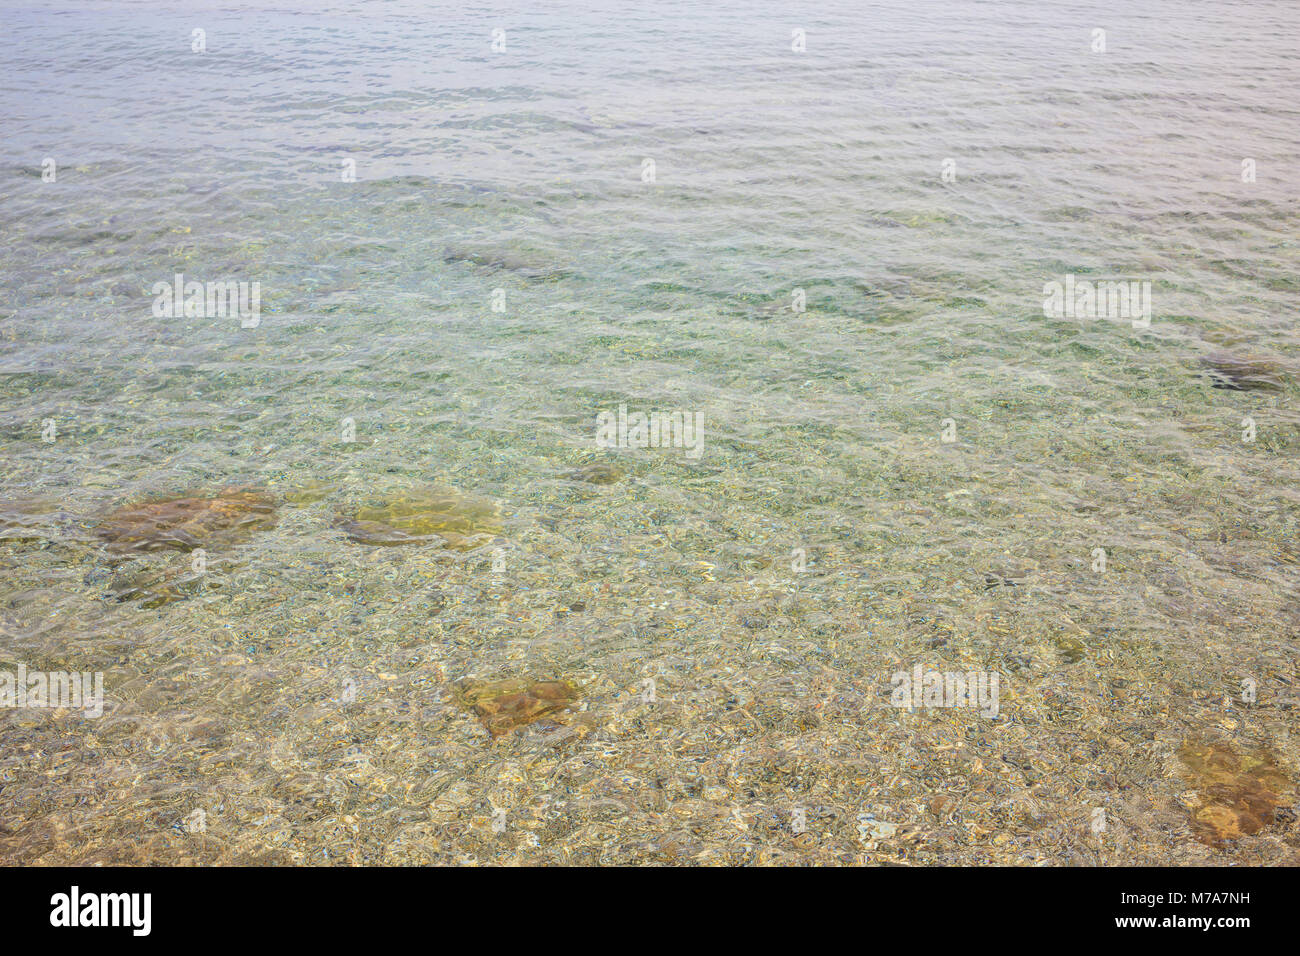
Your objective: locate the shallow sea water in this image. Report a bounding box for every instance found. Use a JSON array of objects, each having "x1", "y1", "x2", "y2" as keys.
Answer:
[{"x1": 1, "y1": 0, "x2": 1298, "y2": 864}]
